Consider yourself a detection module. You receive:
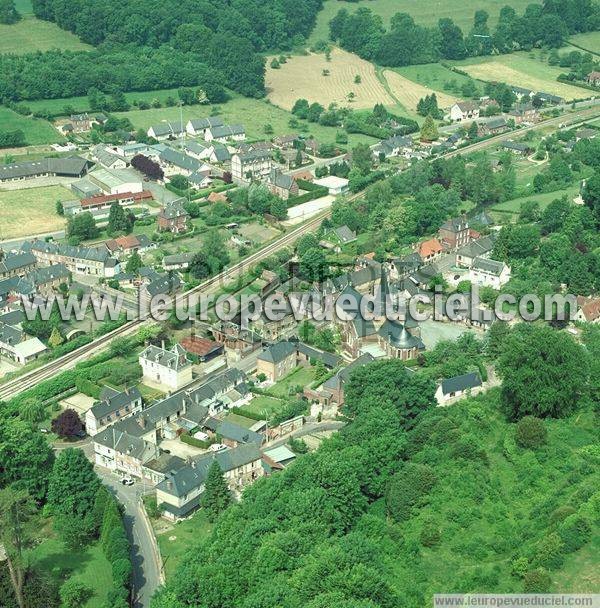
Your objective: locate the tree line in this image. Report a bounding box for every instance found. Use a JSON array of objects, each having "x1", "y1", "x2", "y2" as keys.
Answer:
[{"x1": 328, "y1": 1, "x2": 600, "y2": 67}]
